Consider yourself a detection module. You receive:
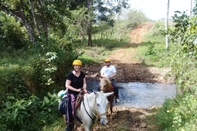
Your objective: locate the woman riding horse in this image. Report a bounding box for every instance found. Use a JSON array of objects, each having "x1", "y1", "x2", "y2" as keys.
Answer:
[{"x1": 65, "y1": 60, "x2": 88, "y2": 131}]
